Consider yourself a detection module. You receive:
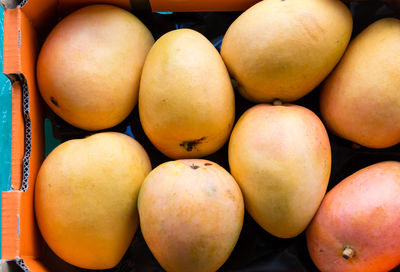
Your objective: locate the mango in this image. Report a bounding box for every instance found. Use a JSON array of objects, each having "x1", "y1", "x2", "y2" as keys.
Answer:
[
  {"x1": 228, "y1": 104, "x2": 331, "y2": 238},
  {"x1": 320, "y1": 18, "x2": 400, "y2": 148},
  {"x1": 221, "y1": 0, "x2": 352, "y2": 102},
  {"x1": 138, "y1": 159, "x2": 244, "y2": 272},
  {"x1": 37, "y1": 5, "x2": 154, "y2": 131},
  {"x1": 34, "y1": 132, "x2": 151, "y2": 269},
  {"x1": 307, "y1": 161, "x2": 400, "y2": 272},
  {"x1": 139, "y1": 29, "x2": 235, "y2": 159}
]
